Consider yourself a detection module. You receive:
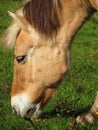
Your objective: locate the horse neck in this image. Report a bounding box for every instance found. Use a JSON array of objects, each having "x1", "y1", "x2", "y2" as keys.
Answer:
[{"x1": 56, "y1": 0, "x2": 96, "y2": 48}]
